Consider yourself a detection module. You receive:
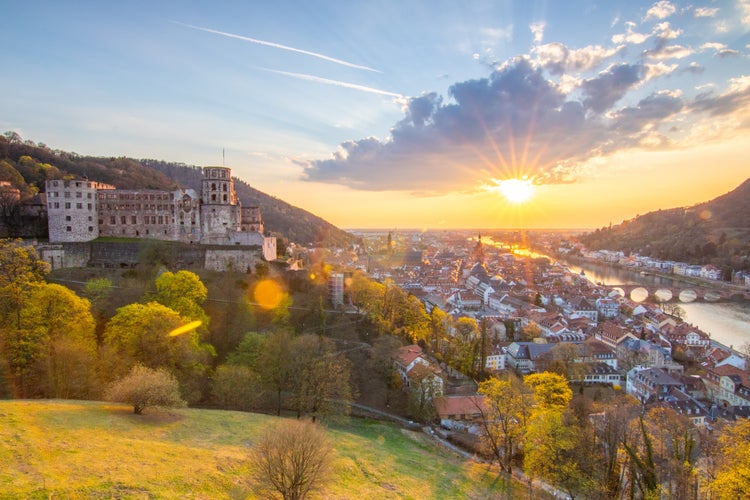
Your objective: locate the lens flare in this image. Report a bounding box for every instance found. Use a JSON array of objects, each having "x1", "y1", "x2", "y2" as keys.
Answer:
[
  {"x1": 254, "y1": 279, "x2": 285, "y2": 310},
  {"x1": 496, "y1": 178, "x2": 534, "y2": 204},
  {"x1": 168, "y1": 320, "x2": 202, "y2": 337}
]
